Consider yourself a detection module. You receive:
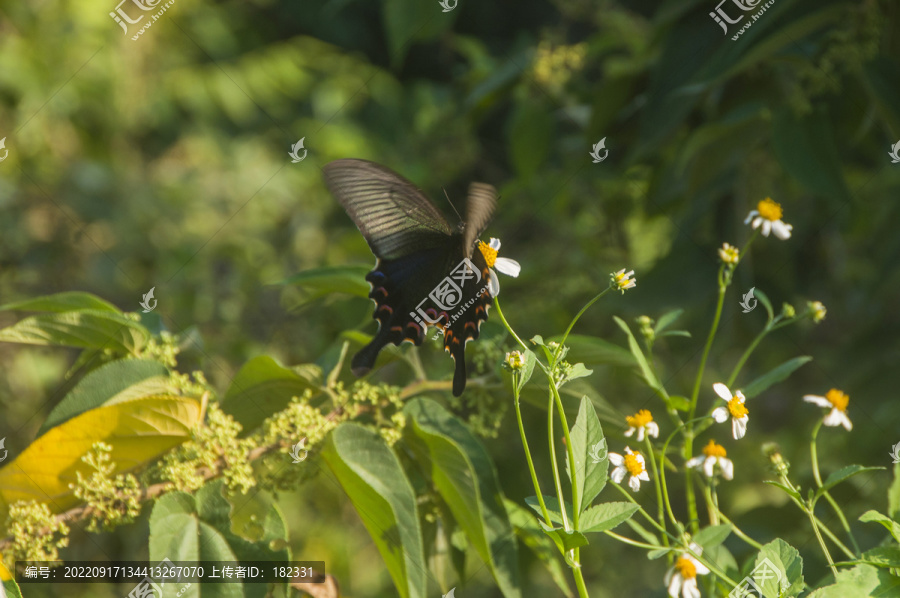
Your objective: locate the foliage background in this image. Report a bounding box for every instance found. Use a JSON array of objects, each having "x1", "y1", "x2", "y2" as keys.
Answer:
[{"x1": 1, "y1": 0, "x2": 899, "y2": 595}]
